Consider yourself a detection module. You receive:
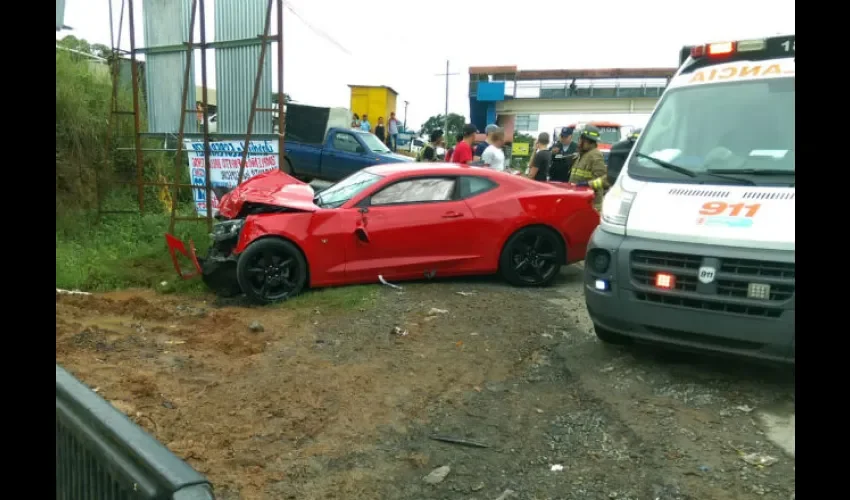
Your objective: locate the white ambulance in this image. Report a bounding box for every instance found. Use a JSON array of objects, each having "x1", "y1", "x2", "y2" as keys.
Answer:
[{"x1": 583, "y1": 35, "x2": 795, "y2": 363}]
